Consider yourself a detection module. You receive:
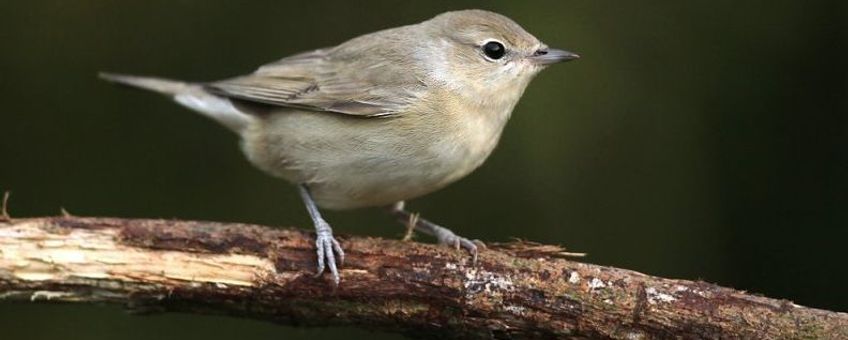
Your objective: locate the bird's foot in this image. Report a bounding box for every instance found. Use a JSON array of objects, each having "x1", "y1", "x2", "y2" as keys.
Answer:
[
  {"x1": 431, "y1": 226, "x2": 485, "y2": 265},
  {"x1": 314, "y1": 219, "x2": 345, "y2": 285},
  {"x1": 388, "y1": 202, "x2": 484, "y2": 265}
]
